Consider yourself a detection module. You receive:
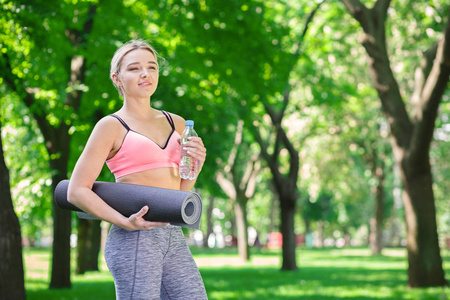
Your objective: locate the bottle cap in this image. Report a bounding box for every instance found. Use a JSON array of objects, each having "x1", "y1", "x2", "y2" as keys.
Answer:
[{"x1": 185, "y1": 120, "x2": 194, "y2": 127}]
